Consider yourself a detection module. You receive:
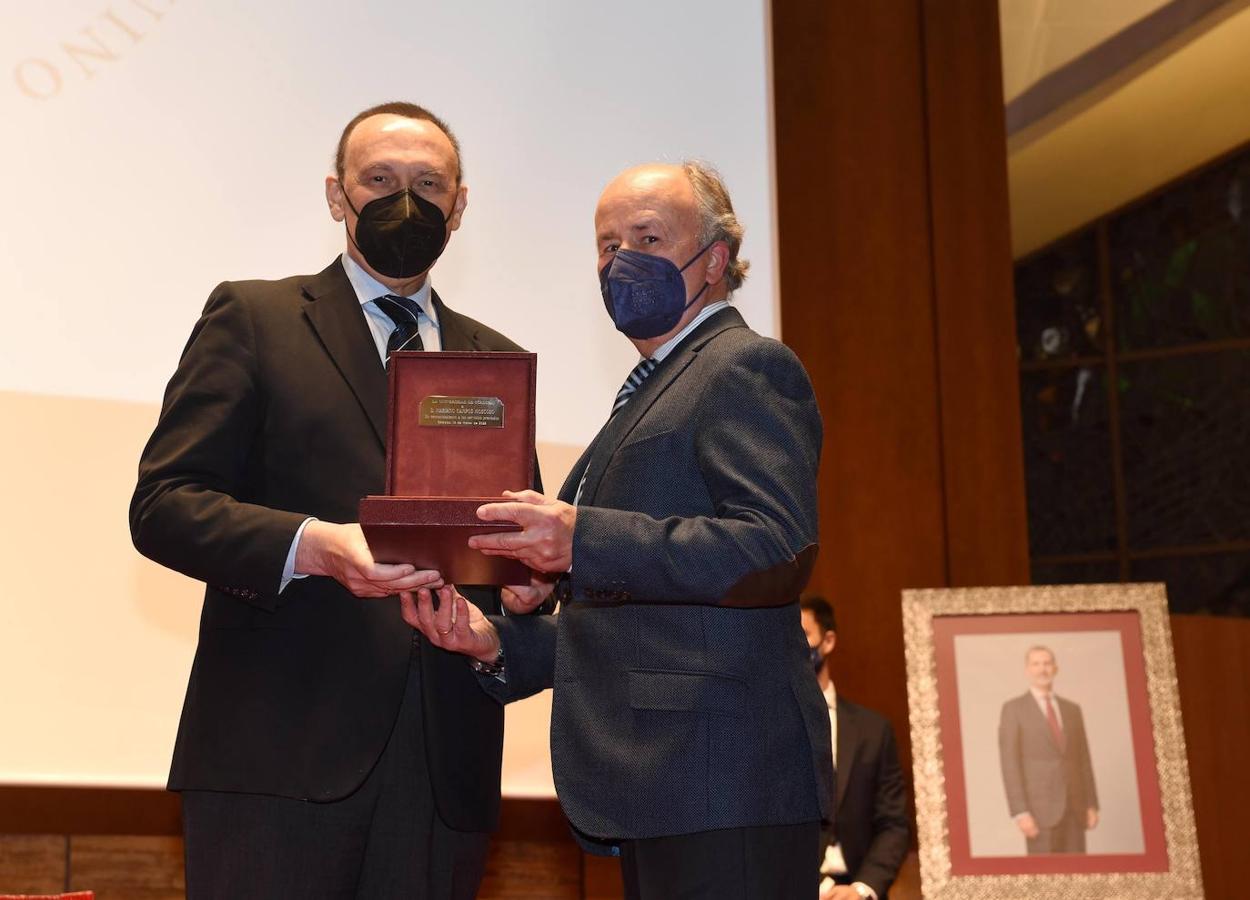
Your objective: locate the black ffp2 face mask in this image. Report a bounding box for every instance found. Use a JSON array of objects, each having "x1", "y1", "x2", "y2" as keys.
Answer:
[{"x1": 342, "y1": 187, "x2": 451, "y2": 279}]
